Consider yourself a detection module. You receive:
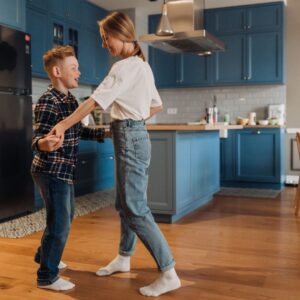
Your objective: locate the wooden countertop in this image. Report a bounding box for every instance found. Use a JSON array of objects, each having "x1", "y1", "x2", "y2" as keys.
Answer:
[{"x1": 146, "y1": 124, "x2": 243, "y2": 131}]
